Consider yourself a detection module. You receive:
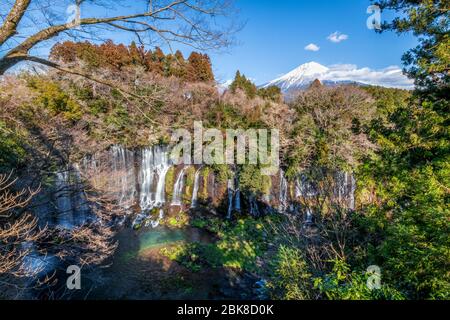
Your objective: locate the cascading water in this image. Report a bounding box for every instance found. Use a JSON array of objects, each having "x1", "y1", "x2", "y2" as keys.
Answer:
[
  {"x1": 279, "y1": 170, "x2": 288, "y2": 212},
  {"x1": 305, "y1": 208, "x2": 313, "y2": 223},
  {"x1": 172, "y1": 166, "x2": 188, "y2": 206},
  {"x1": 65, "y1": 144, "x2": 359, "y2": 230},
  {"x1": 248, "y1": 195, "x2": 260, "y2": 216},
  {"x1": 349, "y1": 175, "x2": 356, "y2": 210},
  {"x1": 145, "y1": 209, "x2": 164, "y2": 228},
  {"x1": 334, "y1": 171, "x2": 356, "y2": 209},
  {"x1": 154, "y1": 147, "x2": 171, "y2": 207},
  {"x1": 71, "y1": 164, "x2": 91, "y2": 225},
  {"x1": 139, "y1": 146, "x2": 171, "y2": 210},
  {"x1": 295, "y1": 177, "x2": 302, "y2": 198},
  {"x1": 234, "y1": 175, "x2": 241, "y2": 213},
  {"x1": 54, "y1": 165, "x2": 91, "y2": 229},
  {"x1": 226, "y1": 179, "x2": 234, "y2": 219},
  {"x1": 111, "y1": 145, "x2": 136, "y2": 208},
  {"x1": 139, "y1": 147, "x2": 155, "y2": 210},
  {"x1": 55, "y1": 170, "x2": 75, "y2": 229},
  {"x1": 191, "y1": 166, "x2": 203, "y2": 208}
]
